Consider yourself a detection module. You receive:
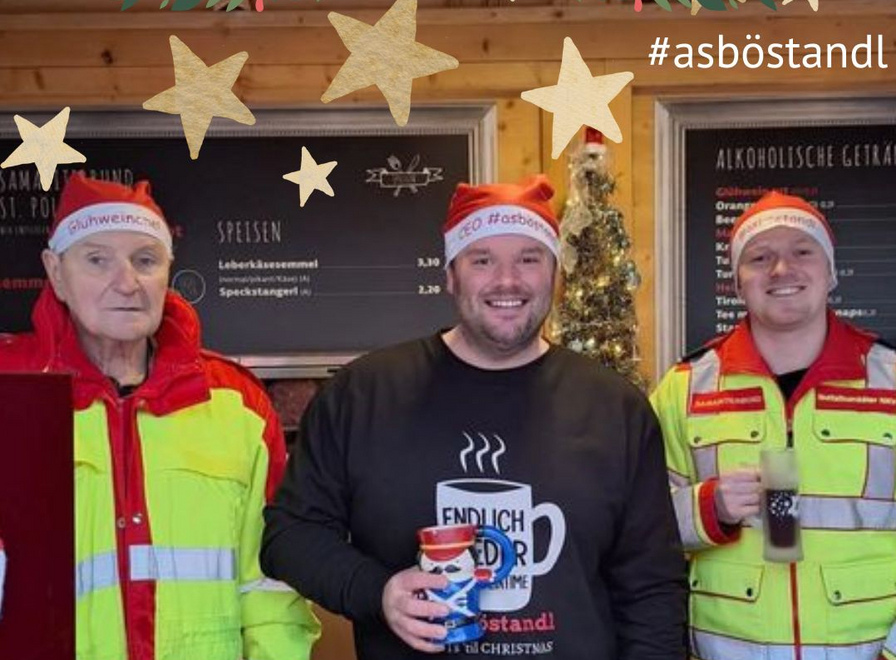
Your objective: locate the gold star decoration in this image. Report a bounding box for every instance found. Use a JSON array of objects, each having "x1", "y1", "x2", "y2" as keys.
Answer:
[
  {"x1": 282, "y1": 147, "x2": 337, "y2": 208},
  {"x1": 143, "y1": 35, "x2": 255, "y2": 160},
  {"x1": 782, "y1": 0, "x2": 819, "y2": 10},
  {"x1": 1, "y1": 107, "x2": 85, "y2": 192},
  {"x1": 521, "y1": 38, "x2": 634, "y2": 160},
  {"x1": 321, "y1": 0, "x2": 459, "y2": 127}
]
